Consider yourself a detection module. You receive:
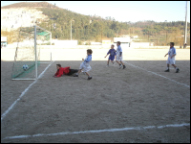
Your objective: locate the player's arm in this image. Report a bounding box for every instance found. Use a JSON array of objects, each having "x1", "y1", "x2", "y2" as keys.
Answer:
[
  {"x1": 85, "y1": 55, "x2": 91, "y2": 62},
  {"x1": 119, "y1": 47, "x2": 122, "y2": 57},
  {"x1": 105, "y1": 54, "x2": 109, "y2": 58},
  {"x1": 114, "y1": 50, "x2": 117, "y2": 59},
  {"x1": 164, "y1": 51, "x2": 169, "y2": 57},
  {"x1": 54, "y1": 69, "x2": 63, "y2": 77},
  {"x1": 165, "y1": 48, "x2": 172, "y2": 57},
  {"x1": 105, "y1": 50, "x2": 110, "y2": 58},
  {"x1": 171, "y1": 48, "x2": 176, "y2": 58},
  {"x1": 171, "y1": 54, "x2": 176, "y2": 58},
  {"x1": 54, "y1": 69, "x2": 59, "y2": 77},
  {"x1": 171, "y1": 51, "x2": 176, "y2": 58}
]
